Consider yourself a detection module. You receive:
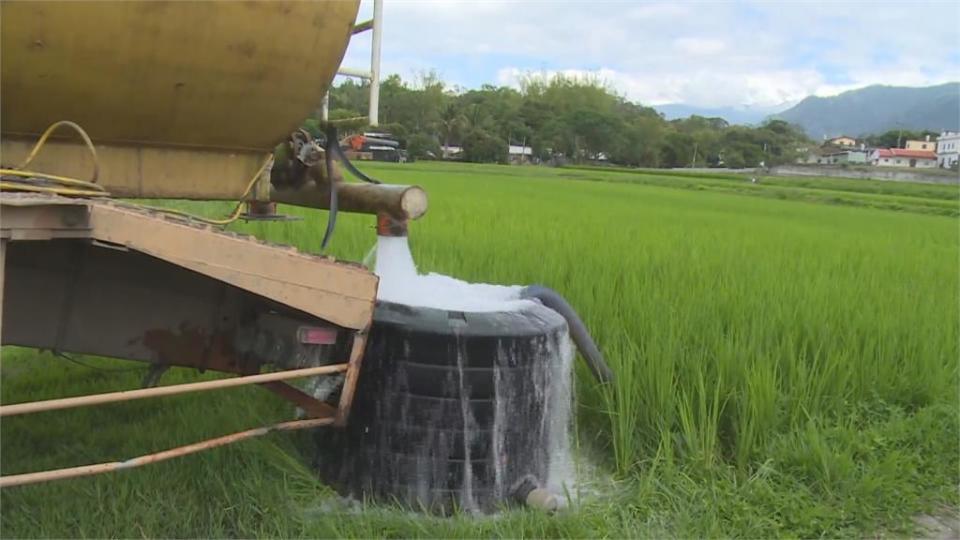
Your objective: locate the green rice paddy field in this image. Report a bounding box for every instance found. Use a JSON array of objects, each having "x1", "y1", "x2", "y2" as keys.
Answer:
[{"x1": 2, "y1": 162, "x2": 958, "y2": 538}]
